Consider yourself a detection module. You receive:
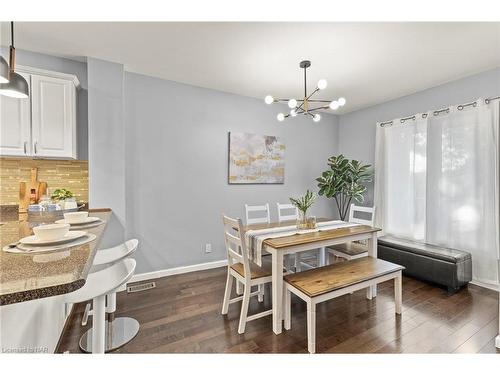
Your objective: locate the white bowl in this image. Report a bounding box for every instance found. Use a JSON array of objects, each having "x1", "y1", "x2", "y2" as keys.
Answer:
[
  {"x1": 63, "y1": 211, "x2": 89, "y2": 224},
  {"x1": 33, "y1": 223, "x2": 70, "y2": 241}
]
